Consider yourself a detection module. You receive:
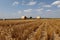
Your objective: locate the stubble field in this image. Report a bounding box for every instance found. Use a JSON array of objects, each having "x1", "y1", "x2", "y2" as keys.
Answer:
[{"x1": 0, "y1": 19, "x2": 60, "y2": 40}]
